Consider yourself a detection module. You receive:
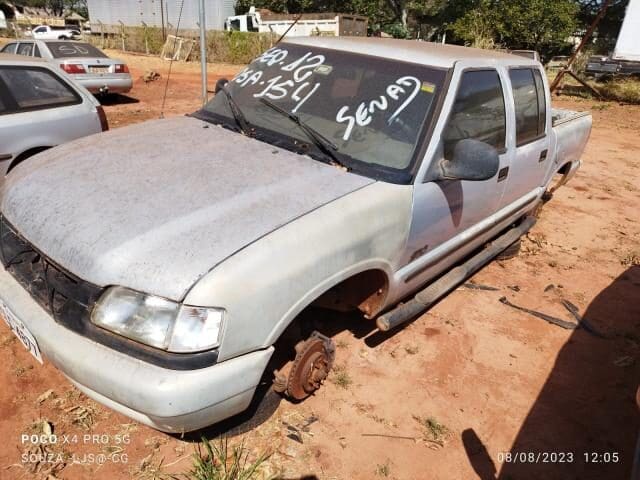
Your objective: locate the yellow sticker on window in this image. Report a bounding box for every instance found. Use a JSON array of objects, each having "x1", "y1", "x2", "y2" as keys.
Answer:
[{"x1": 421, "y1": 82, "x2": 435, "y2": 93}]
